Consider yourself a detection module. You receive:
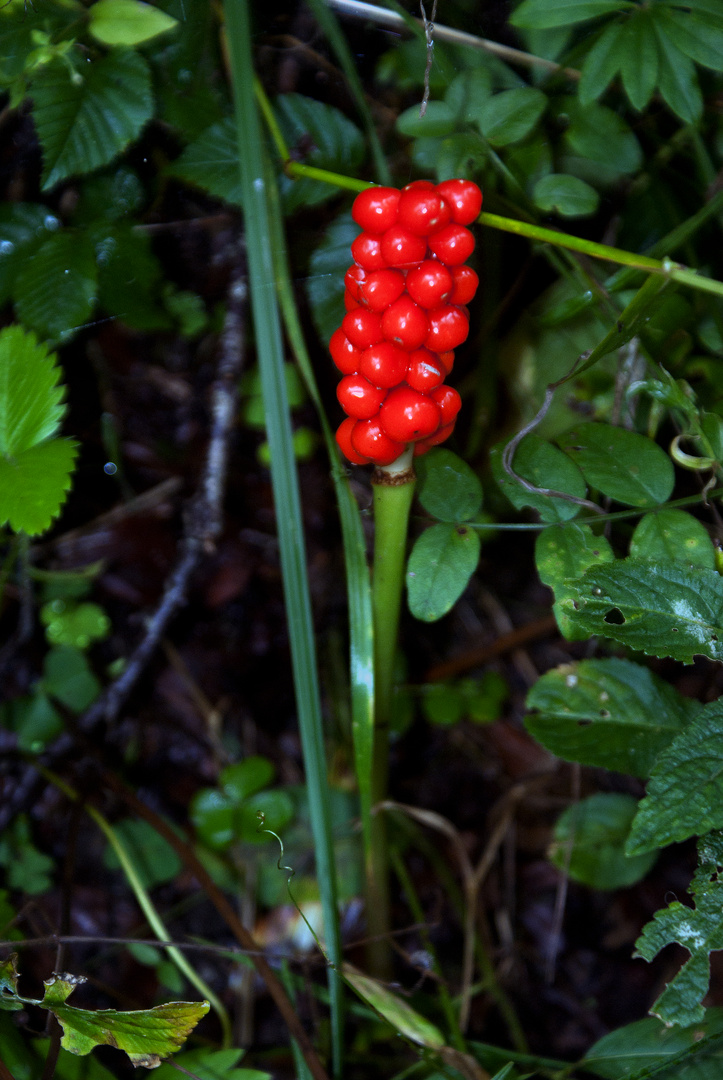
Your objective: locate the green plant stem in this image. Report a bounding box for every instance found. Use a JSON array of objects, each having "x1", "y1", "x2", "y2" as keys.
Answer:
[
  {"x1": 366, "y1": 453, "x2": 416, "y2": 976},
  {"x1": 38, "y1": 767, "x2": 232, "y2": 1047}
]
